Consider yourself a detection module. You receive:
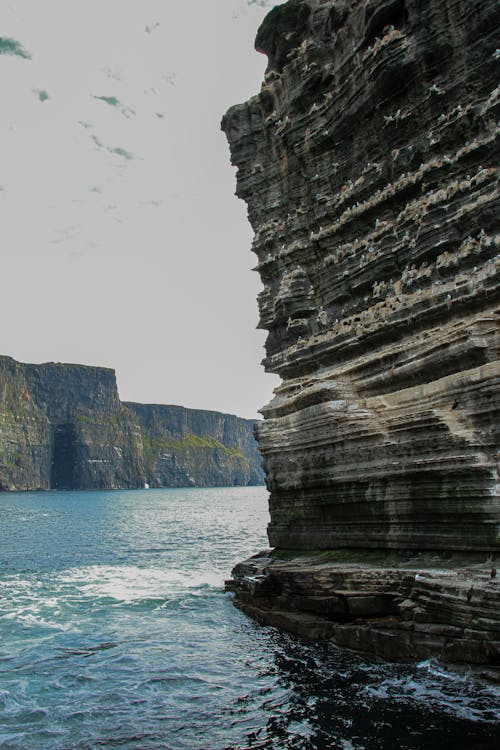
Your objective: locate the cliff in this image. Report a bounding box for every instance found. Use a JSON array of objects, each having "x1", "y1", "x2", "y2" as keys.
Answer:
[
  {"x1": 0, "y1": 357, "x2": 50, "y2": 491},
  {"x1": 125, "y1": 402, "x2": 264, "y2": 487},
  {"x1": 0, "y1": 356, "x2": 264, "y2": 490},
  {"x1": 0, "y1": 356, "x2": 146, "y2": 490},
  {"x1": 222, "y1": 0, "x2": 500, "y2": 670}
]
